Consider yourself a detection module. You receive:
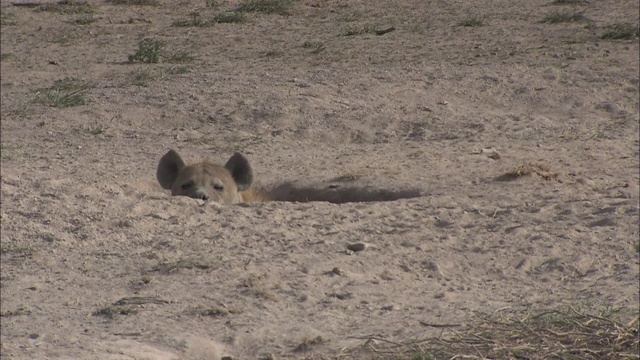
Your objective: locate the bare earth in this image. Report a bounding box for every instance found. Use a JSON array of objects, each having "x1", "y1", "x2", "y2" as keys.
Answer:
[{"x1": 1, "y1": 0, "x2": 638, "y2": 359}]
